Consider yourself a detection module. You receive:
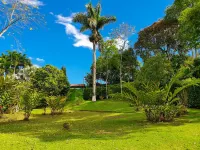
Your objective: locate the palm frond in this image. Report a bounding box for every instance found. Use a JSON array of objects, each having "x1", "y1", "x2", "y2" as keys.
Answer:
[
  {"x1": 95, "y1": 2, "x2": 101, "y2": 17},
  {"x1": 97, "y1": 16, "x2": 116, "y2": 30},
  {"x1": 80, "y1": 25, "x2": 90, "y2": 32},
  {"x1": 72, "y1": 13, "x2": 88, "y2": 25},
  {"x1": 163, "y1": 66, "x2": 187, "y2": 101},
  {"x1": 170, "y1": 78, "x2": 200, "y2": 102},
  {"x1": 85, "y1": 2, "x2": 96, "y2": 18}
]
